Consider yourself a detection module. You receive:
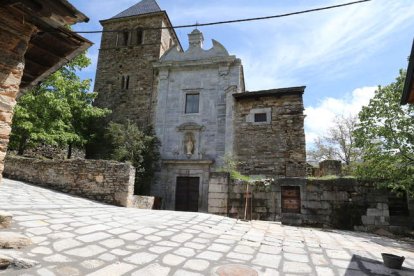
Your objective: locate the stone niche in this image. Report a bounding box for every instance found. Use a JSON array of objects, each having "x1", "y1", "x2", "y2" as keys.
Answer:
[{"x1": 176, "y1": 122, "x2": 205, "y2": 159}]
